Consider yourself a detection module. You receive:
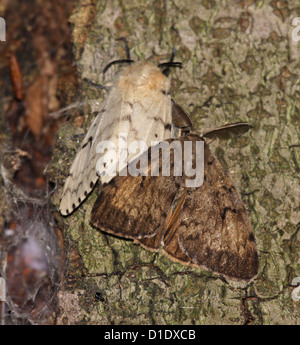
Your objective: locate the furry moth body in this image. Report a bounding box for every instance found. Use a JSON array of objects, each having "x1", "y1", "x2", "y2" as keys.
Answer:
[
  {"x1": 60, "y1": 62, "x2": 173, "y2": 216},
  {"x1": 91, "y1": 132, "x2": 259, "y2": 281}
]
